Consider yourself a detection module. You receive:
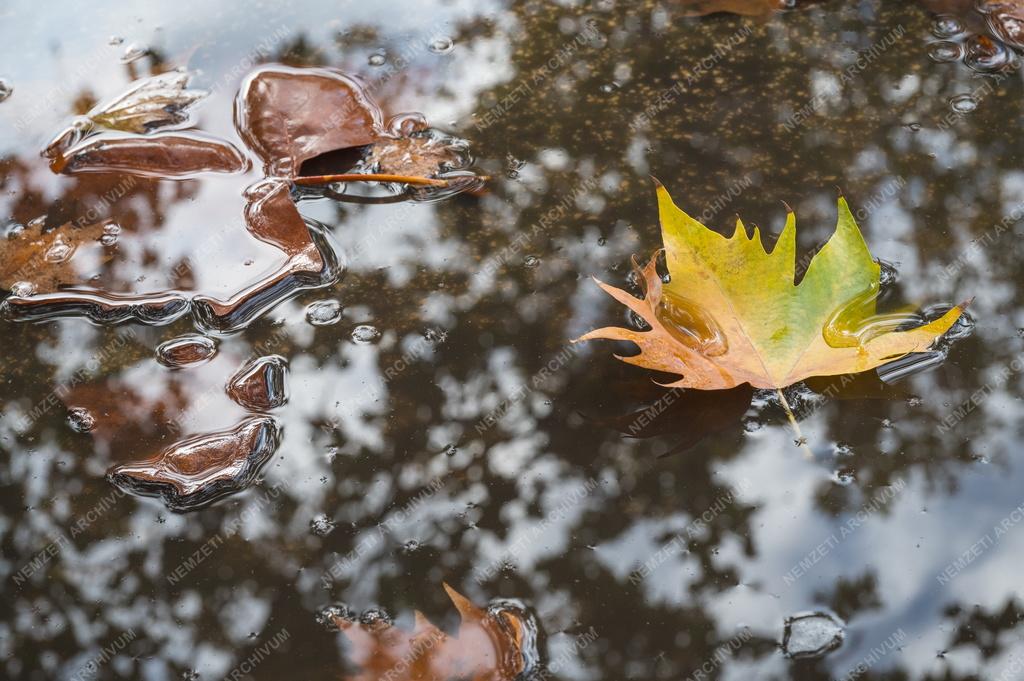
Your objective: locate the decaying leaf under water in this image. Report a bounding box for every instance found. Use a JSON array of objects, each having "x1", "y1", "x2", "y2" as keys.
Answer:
[
  {"x1": 107, "y1": 415, "x2": 280, "y2": 512},
  {"x1": 191, "y1": 179, "x2": 334, "y2": 331},
  {"x1": 0, "y1": 219, "x2": 114, "y2": 294},
  {"x1": 578, "y1": 184, "x2": 966, "y2": 390},
  {"x1": 52, "y1": 132, "x2": 249, "y2": 178},
  {"x1": 335, "y1": 584, "x2": 529, "y2": 681},
  {"x1": 45, "y1": 70, "x2": 208, "y2": 156},
  {"x1": 680, "y1": 0, "x2": 814, "y2": 17}
]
